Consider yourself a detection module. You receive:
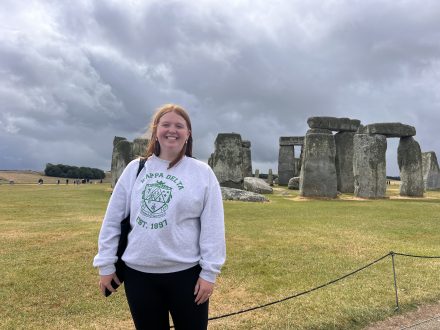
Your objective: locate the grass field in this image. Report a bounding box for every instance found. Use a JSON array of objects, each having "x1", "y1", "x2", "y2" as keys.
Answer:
[{"x1": 1, "y1": 183, "x2": 439, "y2": 329}]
